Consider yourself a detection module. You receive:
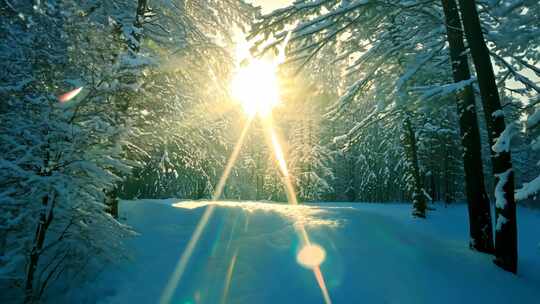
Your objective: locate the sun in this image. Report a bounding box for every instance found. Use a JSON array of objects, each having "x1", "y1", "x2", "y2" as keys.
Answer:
[{"x1": 230, "y1": 58, "x2": 281, "y2": 117}]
